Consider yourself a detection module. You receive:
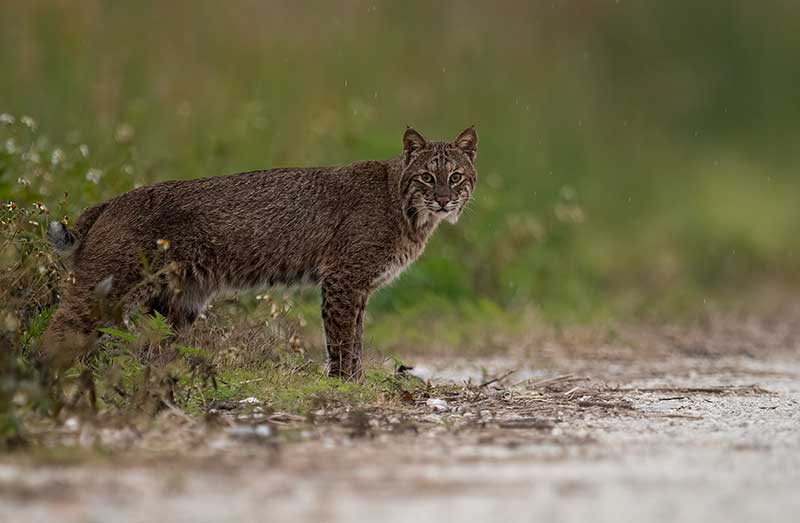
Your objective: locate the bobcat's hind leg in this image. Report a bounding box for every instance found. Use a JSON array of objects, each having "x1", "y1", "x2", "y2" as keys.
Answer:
[
  {"x1": 41, "y1": 266, "x2": 164, "y2": 369},
  {"x1": 39, "y1": 289, "x2": 103, "y2": 370}
]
